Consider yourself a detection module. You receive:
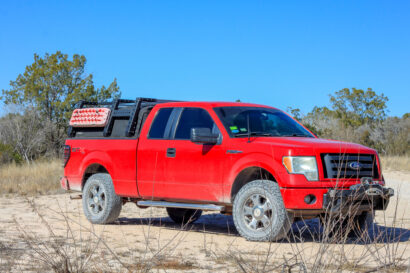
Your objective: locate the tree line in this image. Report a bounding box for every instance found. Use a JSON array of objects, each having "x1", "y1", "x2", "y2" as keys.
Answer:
[
  {"x1": 0, "y1": 52, "x2": 409, "y2": 164},
  {"x1": 0, "y1": 52, "x2": 120, "y2": 163},
  {"x1": 288, "y1": 88, "x2": 409, "y2": 156}
]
